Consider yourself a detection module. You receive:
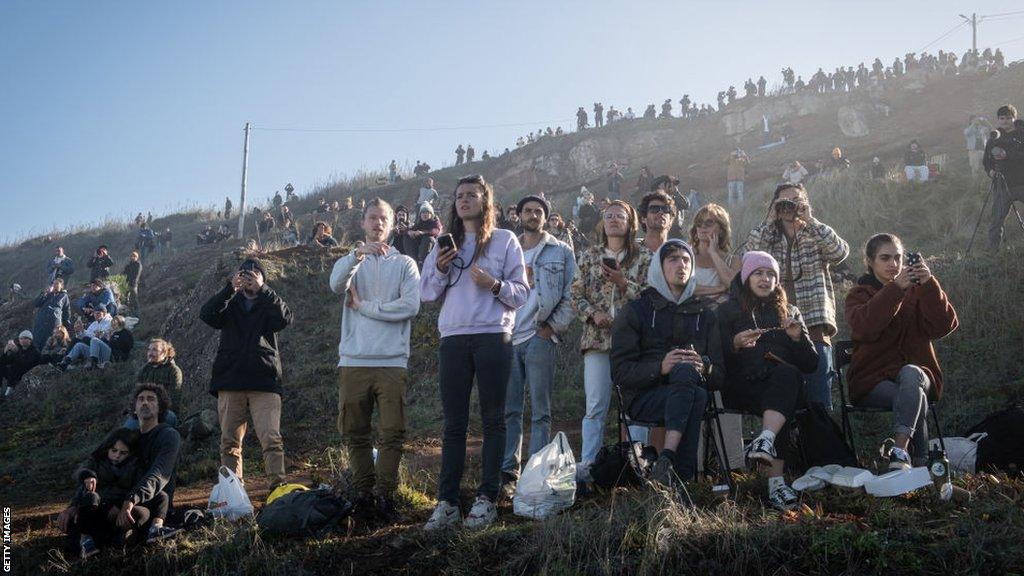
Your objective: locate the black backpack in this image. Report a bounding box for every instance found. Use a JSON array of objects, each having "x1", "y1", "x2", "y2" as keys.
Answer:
[
  {"x1": 788, "y1": 402, "x2": 858, "y2": 471},
  {"x1": 590, "y1": 441, "x2": 658, "y2": 489},
  {"x1": 257, "y1": 489, "x2": 353, "y2": 537},
  {"x1": 967, "y1": 404, "x2": 1024, "y2": 478}
]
